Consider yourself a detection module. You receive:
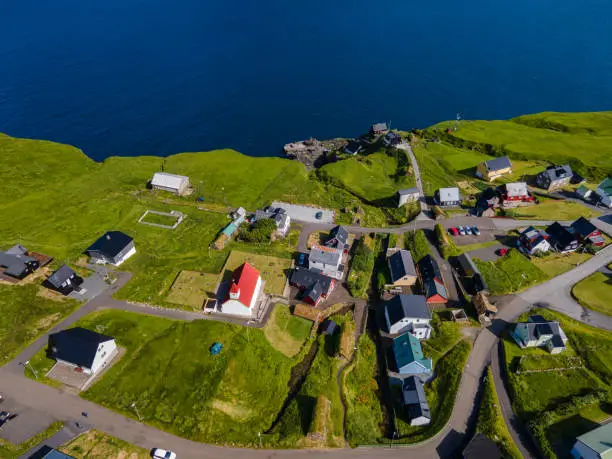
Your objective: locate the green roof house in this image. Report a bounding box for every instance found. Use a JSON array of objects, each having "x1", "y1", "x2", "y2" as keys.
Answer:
[
  {"x1": 571, "y1": 422, "x2": 612, "y2": 459},
  {"x1": 595, "y1": 177, "x2": 612, "y2": 208},
  {"x1": 390, "y1": 332, "x2": 432, "y2": 377}
]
